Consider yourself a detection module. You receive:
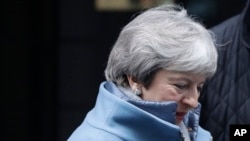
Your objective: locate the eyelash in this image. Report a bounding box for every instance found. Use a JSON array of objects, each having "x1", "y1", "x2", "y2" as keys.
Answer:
[
  {"x1": 175, "y1": 84, "x2": 203, "y2": 93},
  {"x1": 175, "y1": 84, "x2": 188, "y2": 90}
]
